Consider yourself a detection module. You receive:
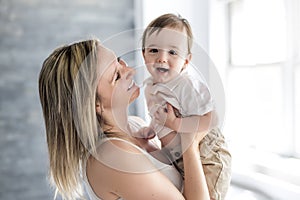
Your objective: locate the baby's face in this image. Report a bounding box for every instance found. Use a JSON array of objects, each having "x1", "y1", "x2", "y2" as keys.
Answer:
[{"x1": 143, "y1": 28, "x2": 191, "y2": 83}]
